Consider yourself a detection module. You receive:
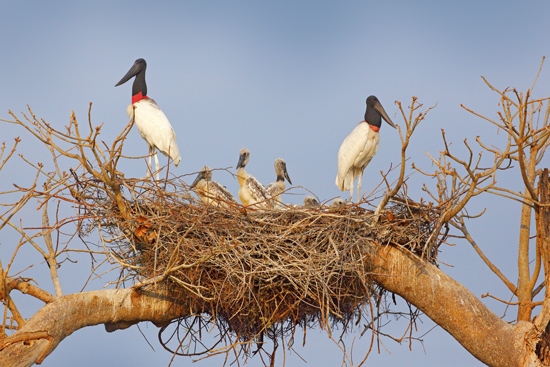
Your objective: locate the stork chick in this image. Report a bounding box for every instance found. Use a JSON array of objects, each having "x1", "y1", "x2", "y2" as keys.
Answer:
[
  {"x1": 190, "y1": 166, "x2": 237, "y2": 208},
  {"x1": 266, "y1": 158, "x2": 292, "y2": 209},
  {"x1": 236, "y1": 148, "x2": 270, "y2": 209},
  {"x1": 303, "y1": 196, "x2": 320, "y2": 209}
]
